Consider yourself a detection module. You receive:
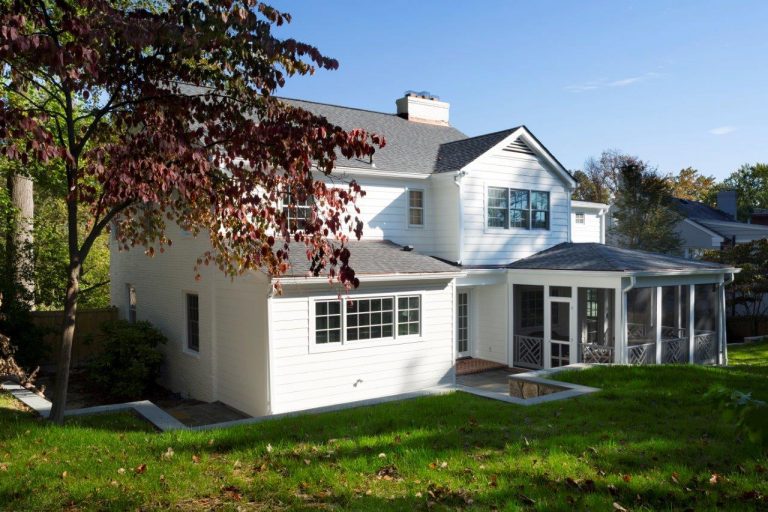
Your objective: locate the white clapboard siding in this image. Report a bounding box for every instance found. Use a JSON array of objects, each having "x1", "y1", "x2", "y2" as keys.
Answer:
[
  {"x1": 110, "y1": 222, "x2": 270, "y2": 415},
  {"x1": 430, "y1": 176, "x2": 460, "y2": 262},
  {"x1": 571, "y1": 209, "x2": 603, "y2": 243},
  {"x1": 472, "y1": 283, "x2": 509, "y2": 364},
  {"x1": 268, "y1": 280, "x2": 455, "y2": 414},
  {"x1": 334, "y1": 174, "x2": 436, "y2": 254},
  {"x1": 460, "y1": 149, "x2": 571, "y2": 265}
]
